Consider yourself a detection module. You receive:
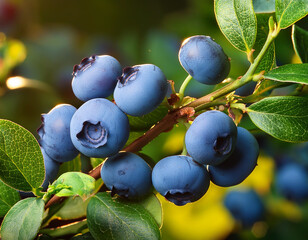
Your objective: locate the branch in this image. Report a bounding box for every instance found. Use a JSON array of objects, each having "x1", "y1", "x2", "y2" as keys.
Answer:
[
  {"x1": 45, "y1": 19, "x2": 280, "y2": 209},
  {"x1": 44, "y1": 107, "x2": 194, "y2": 209}
]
